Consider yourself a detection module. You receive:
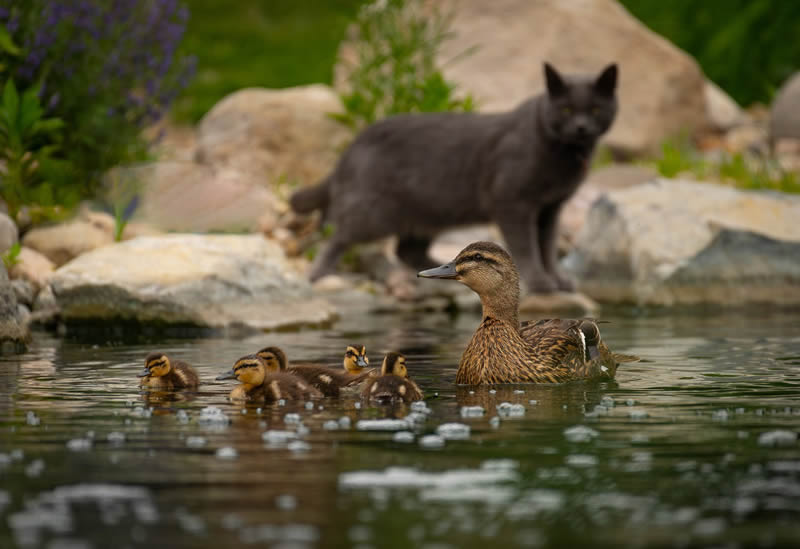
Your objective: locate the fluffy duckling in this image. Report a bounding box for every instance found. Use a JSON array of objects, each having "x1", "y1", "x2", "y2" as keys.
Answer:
[
  {"x1": 256, "y1": 346, "x2": 373, "y2": 397},
  {"x1": 216, "y1": 354, "x2": 322, "y2": 403},
  {"x1": 138, "y1": 352, "x2": 199, "y2": 389},
  {"x1": 342, "y1": 344, "x2": 371, "y2": 375},
  {"x1": 361, "y1": 352, "x2": 423, "y2": 404},
  {"x1": 418, "y1": 241, "x2": 638, "y2": 384}
]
